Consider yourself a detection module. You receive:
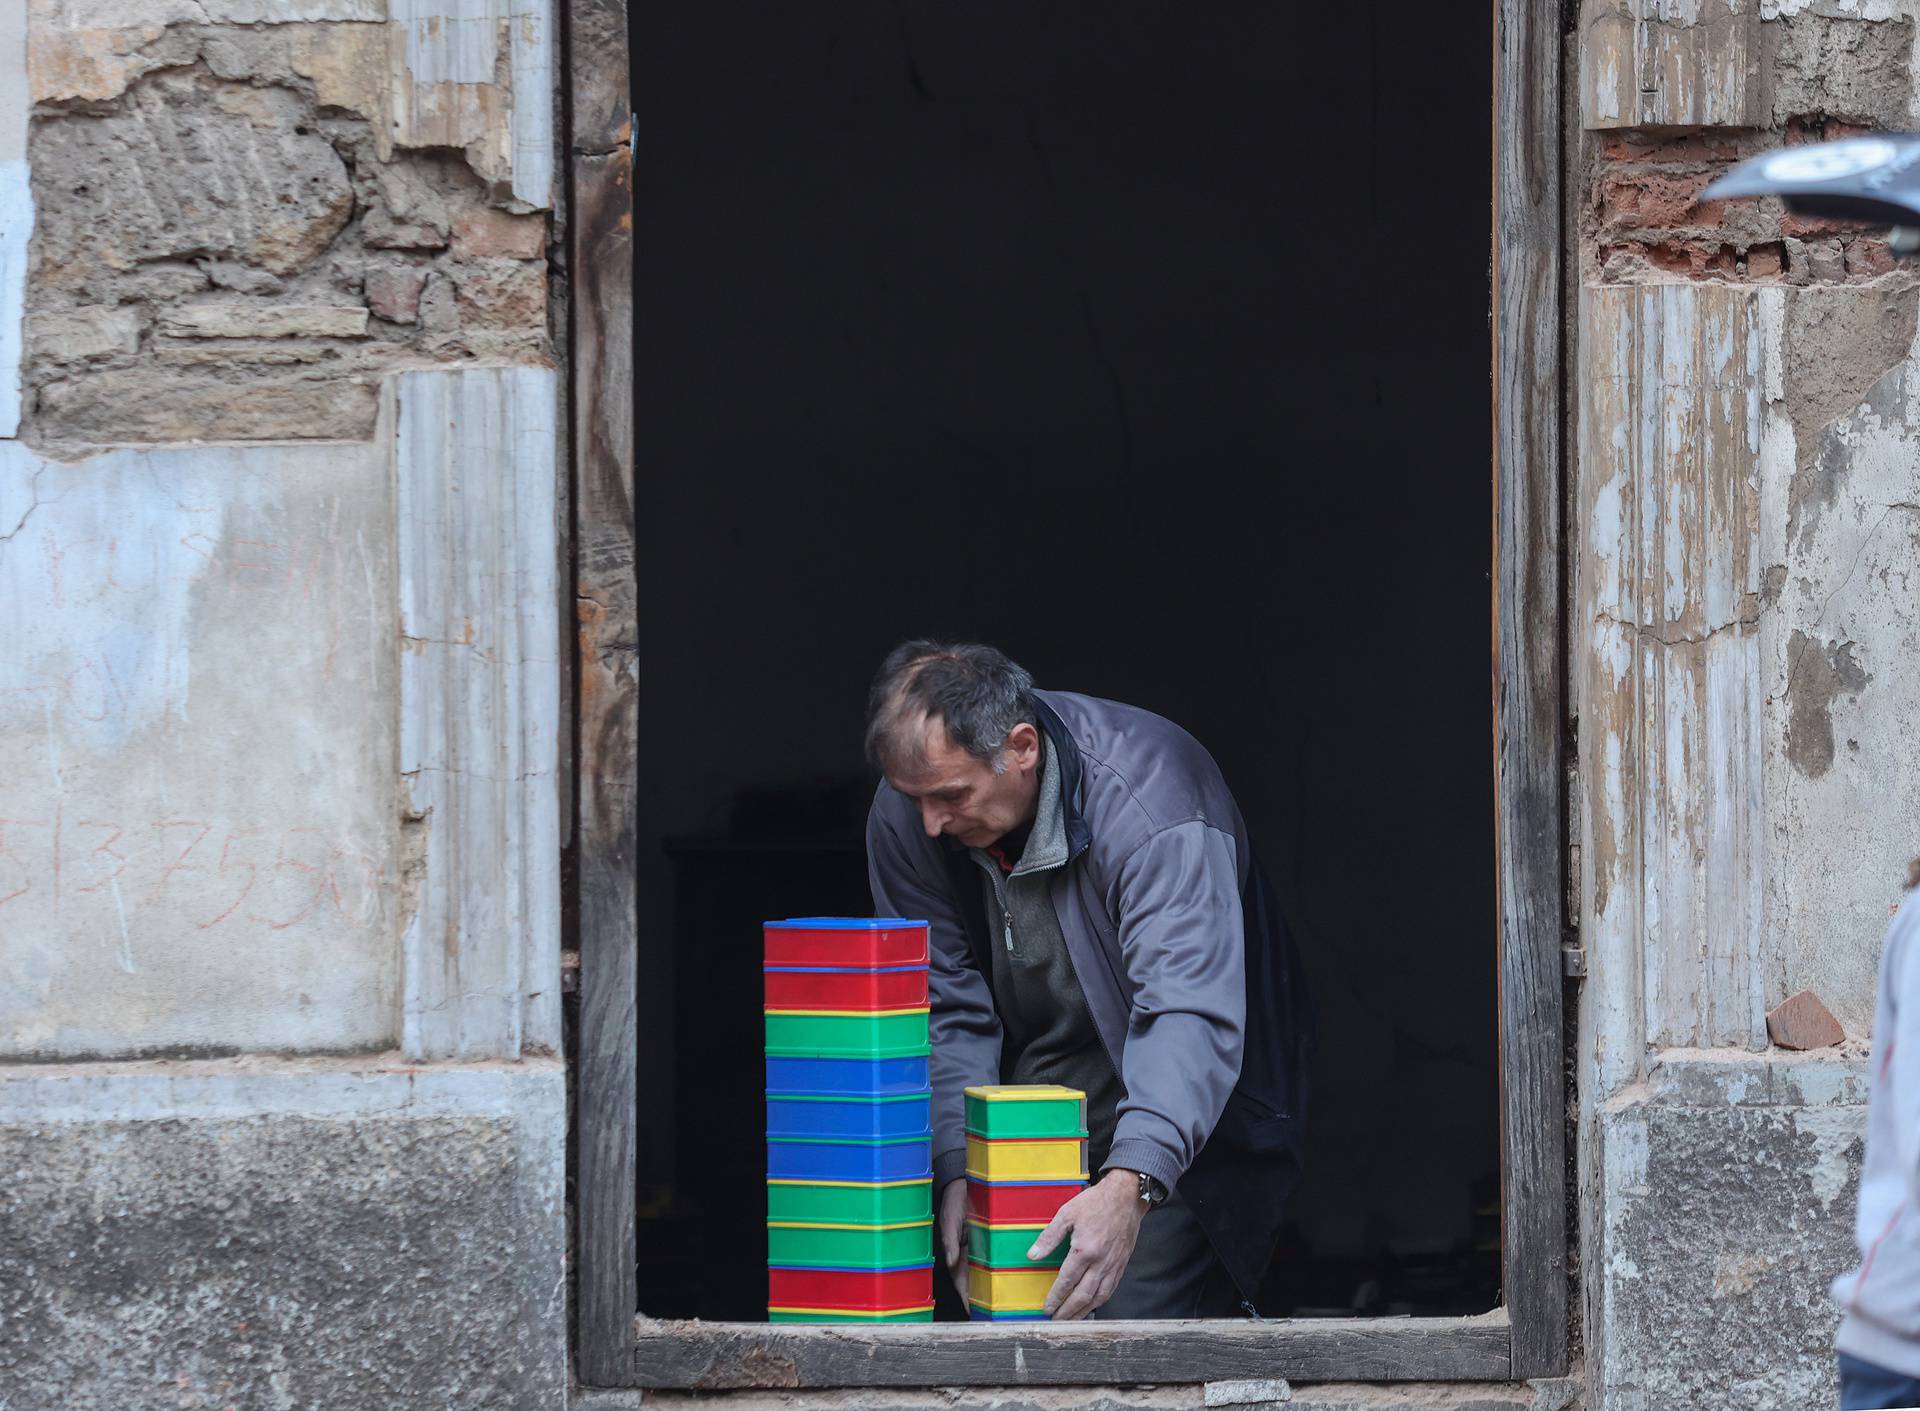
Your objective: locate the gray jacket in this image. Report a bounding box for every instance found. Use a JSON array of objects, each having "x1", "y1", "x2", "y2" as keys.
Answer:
[{"x1": 868, "y1": 690, "x2": 1313, "y2": 1294}]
